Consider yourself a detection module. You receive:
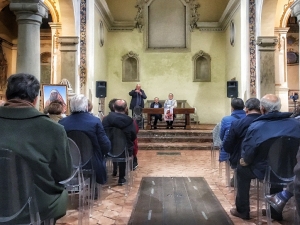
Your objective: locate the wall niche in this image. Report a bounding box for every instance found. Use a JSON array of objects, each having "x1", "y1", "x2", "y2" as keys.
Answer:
[
  {"x1": 192, "y1": 50, "x2": 211, "y2": 82},
  {"x1": 122, "y1": 51, "x2": 140, "y2": 82}
]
